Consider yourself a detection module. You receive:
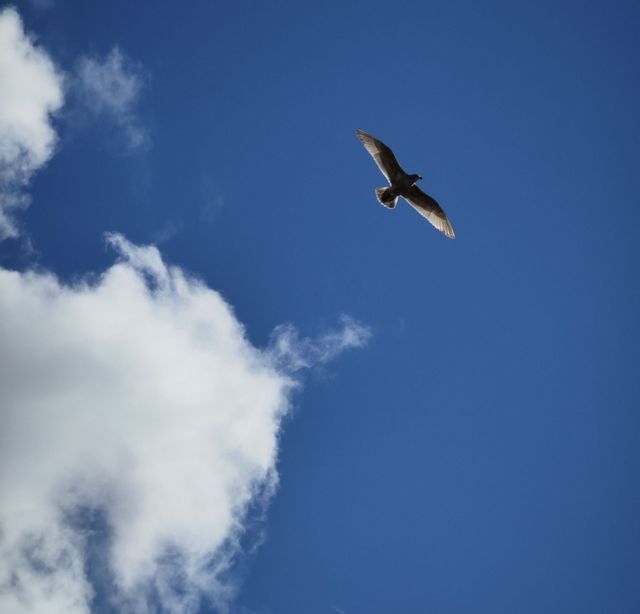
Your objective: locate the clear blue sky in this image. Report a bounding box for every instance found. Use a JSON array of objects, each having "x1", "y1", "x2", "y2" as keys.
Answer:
[{"x1": 3, "y1": 1, "x2": 640, "y2": 613}]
